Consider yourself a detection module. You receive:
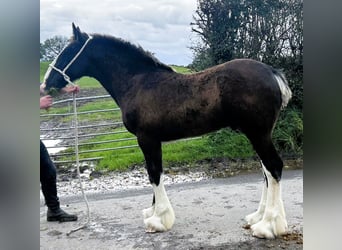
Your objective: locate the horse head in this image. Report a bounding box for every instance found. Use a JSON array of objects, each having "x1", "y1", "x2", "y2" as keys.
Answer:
[{"x1": 43, "y1": 23, "x2": 92, "y2": 92}]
